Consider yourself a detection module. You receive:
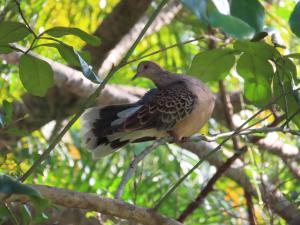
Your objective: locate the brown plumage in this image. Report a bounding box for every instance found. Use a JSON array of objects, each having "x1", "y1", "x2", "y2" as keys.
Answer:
[{"x1": 81, "y1": 61, "x2": 215, "y2": 158}]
